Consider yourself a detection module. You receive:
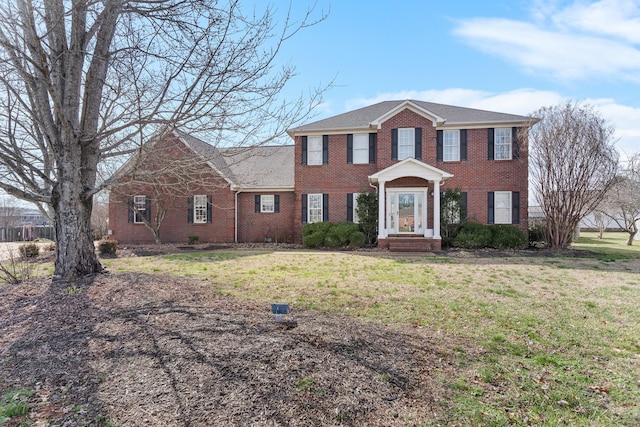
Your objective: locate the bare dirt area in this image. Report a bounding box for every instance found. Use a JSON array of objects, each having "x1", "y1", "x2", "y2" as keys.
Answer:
[{"x1": 0, "y1": 271, "x2": 471, "y2": 426}]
